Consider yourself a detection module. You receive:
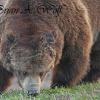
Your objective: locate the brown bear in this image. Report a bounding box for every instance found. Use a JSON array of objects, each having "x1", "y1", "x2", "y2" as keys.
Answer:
[{"x1": 0, "y1": 0, "x2": 100, "y2": 95}]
